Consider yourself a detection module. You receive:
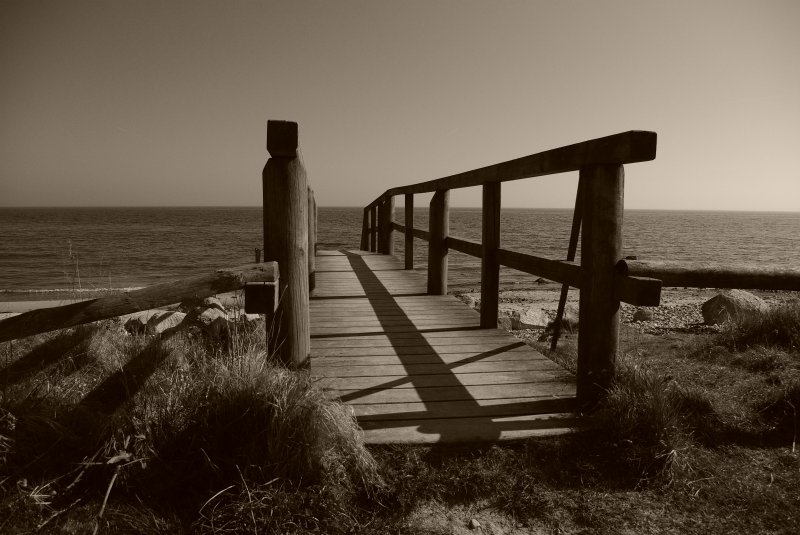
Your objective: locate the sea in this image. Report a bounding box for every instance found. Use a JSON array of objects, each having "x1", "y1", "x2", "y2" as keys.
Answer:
[{"x1": 1, "y1": 207, "x2": 798, "y2": 298}]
